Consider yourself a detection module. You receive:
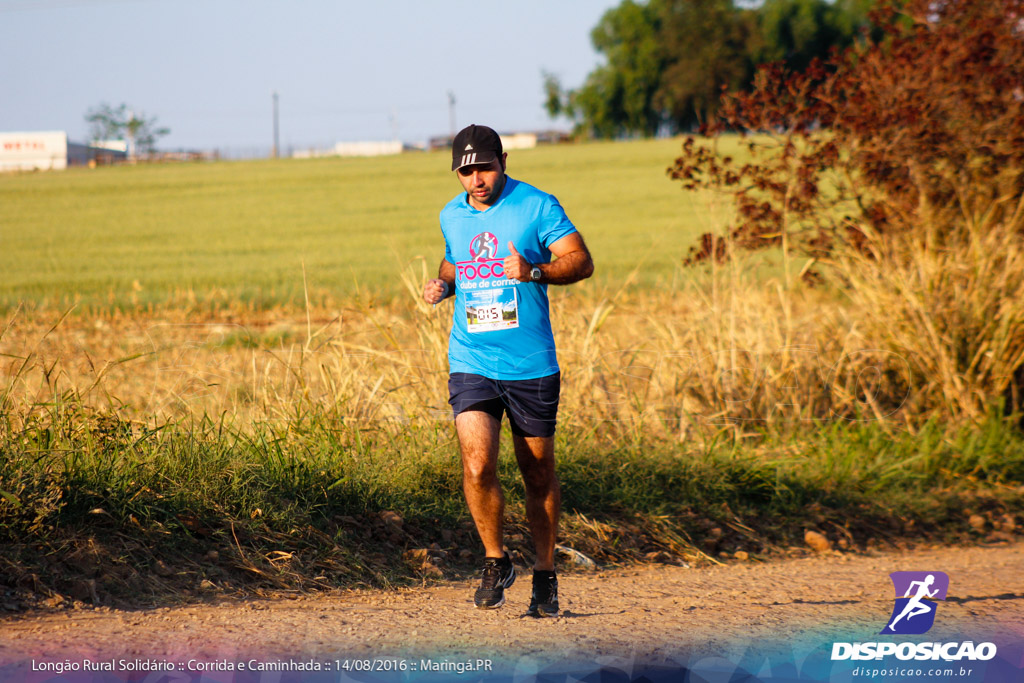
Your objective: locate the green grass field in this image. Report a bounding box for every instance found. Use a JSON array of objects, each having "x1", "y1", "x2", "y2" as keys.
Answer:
[{"x1": 0, "y1": 138, "x2": 747, "y2": 311}]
